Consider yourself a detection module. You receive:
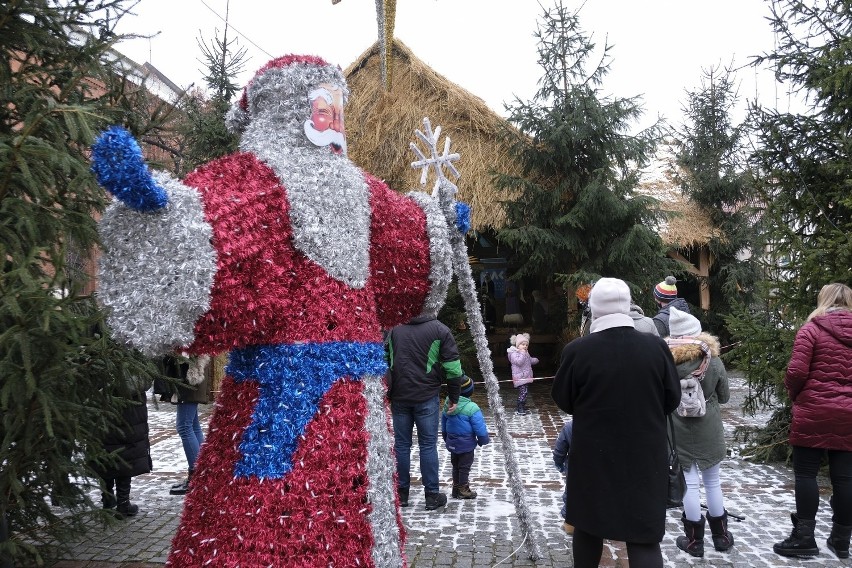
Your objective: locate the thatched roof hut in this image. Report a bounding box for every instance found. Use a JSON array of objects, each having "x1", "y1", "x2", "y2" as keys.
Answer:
[
  {"x1": 637, "y1": 141, "x2": 722, "y2": 310},
  {"x1": 344, "y1": 38, "x2": 522, "y2": 232}
]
